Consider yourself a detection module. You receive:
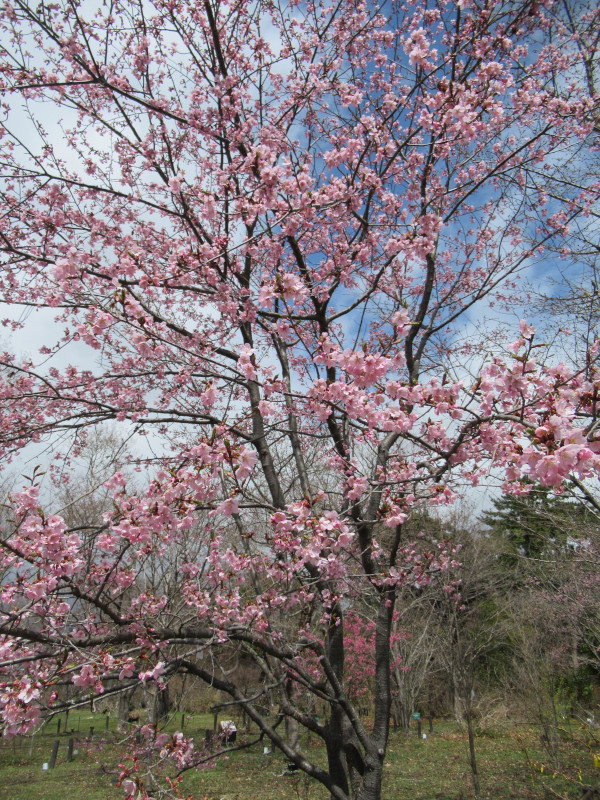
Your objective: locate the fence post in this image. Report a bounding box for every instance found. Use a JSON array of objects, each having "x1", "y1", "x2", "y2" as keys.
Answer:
[
  {"x1": 67, "y1": 738, "x2": 74, "y2": 762},
  {"x1": 57, "y1": 718, "x2": 61, "y2": 735},
  {"x1": 49, "y1": 740, "x2": 60, "y2": 769}
]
